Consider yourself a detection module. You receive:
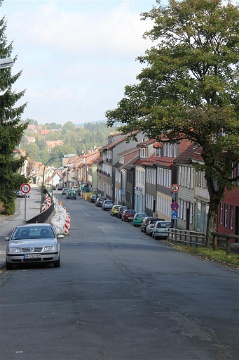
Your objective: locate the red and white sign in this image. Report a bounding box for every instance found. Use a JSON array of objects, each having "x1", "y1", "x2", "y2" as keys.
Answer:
[
  {"x1": 20, "y1": 183, "x2": 31, "y2": 194},
  {"x1": 171, "y1": 202, "x2": 179, "y2": 210},
  {"x1": 170, "y1": 184, "x2": 180, "y2": 193}
]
